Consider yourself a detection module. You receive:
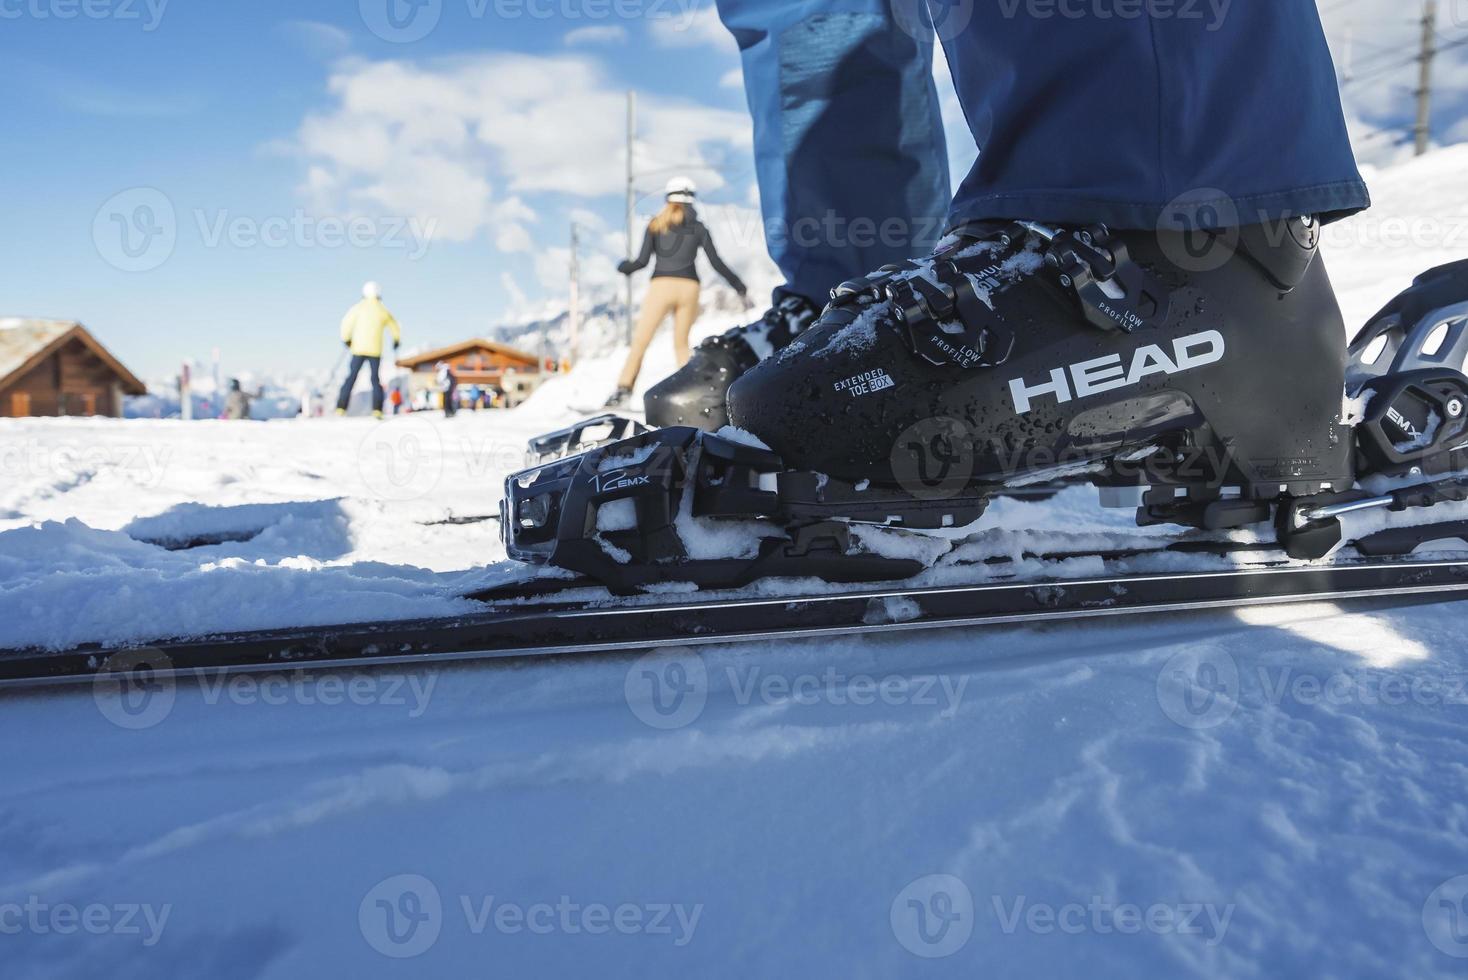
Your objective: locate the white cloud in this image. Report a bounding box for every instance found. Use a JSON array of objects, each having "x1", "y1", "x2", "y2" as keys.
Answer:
[
  {"x1": 495, "y1": 224, "x2": 532, "y2": 252},
  {"x1": 564, "y1": 25, "x2": 627, "y2": 46},
  {"x1": 535, "y1": 246, "x2": 574, "y2": 294},
  {"x1": 569, "y1": 207, "x2": 607, "y2": 232},
  {"x1": 695, "y1": 202, "x2": 780, "y2": 289},
  {"x1": 650, "y1": 4, "x2": 734, "y2": 52},
  {"x1": 292, "y1": 53, "x2": 752, "y2": 245},
  {"x1": 492, "y1": 197, "x2": 538, "y2": 252},
  {"x1": 281, "y1": 20, "x2": 352, "y2": 57},
  {"x1": 496, "y1": 196, "x2": 537, "y2": 224},
  {"x1": 719, "y1": 67, "x2": 742, "y2": 90},
  {"x1": 500, "y1": 271, "x2": 531, "y2": 318},
  {"x1": 599, "y1": 227, "x2": 630, "y2": 259}
]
